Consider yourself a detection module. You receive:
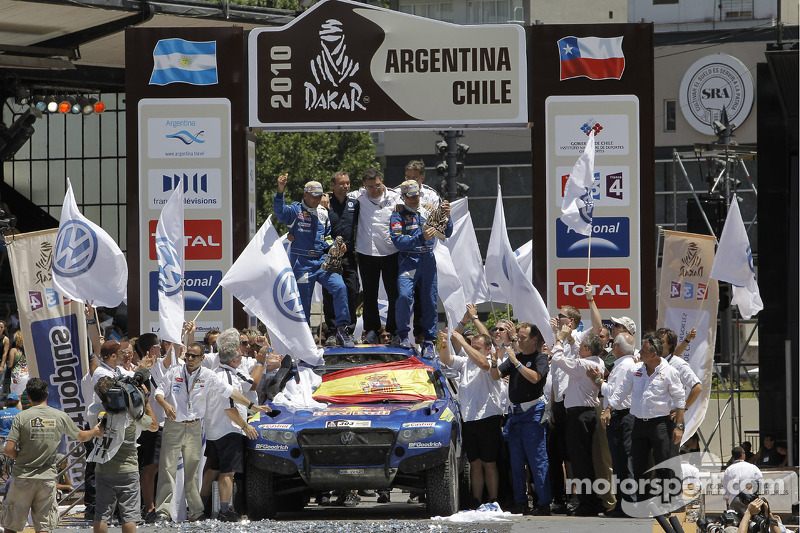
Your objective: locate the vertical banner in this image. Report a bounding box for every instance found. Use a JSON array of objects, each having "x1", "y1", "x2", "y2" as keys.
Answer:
[{"x1": 657, "y1": 230, "x2": 719, "y2": 445}]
